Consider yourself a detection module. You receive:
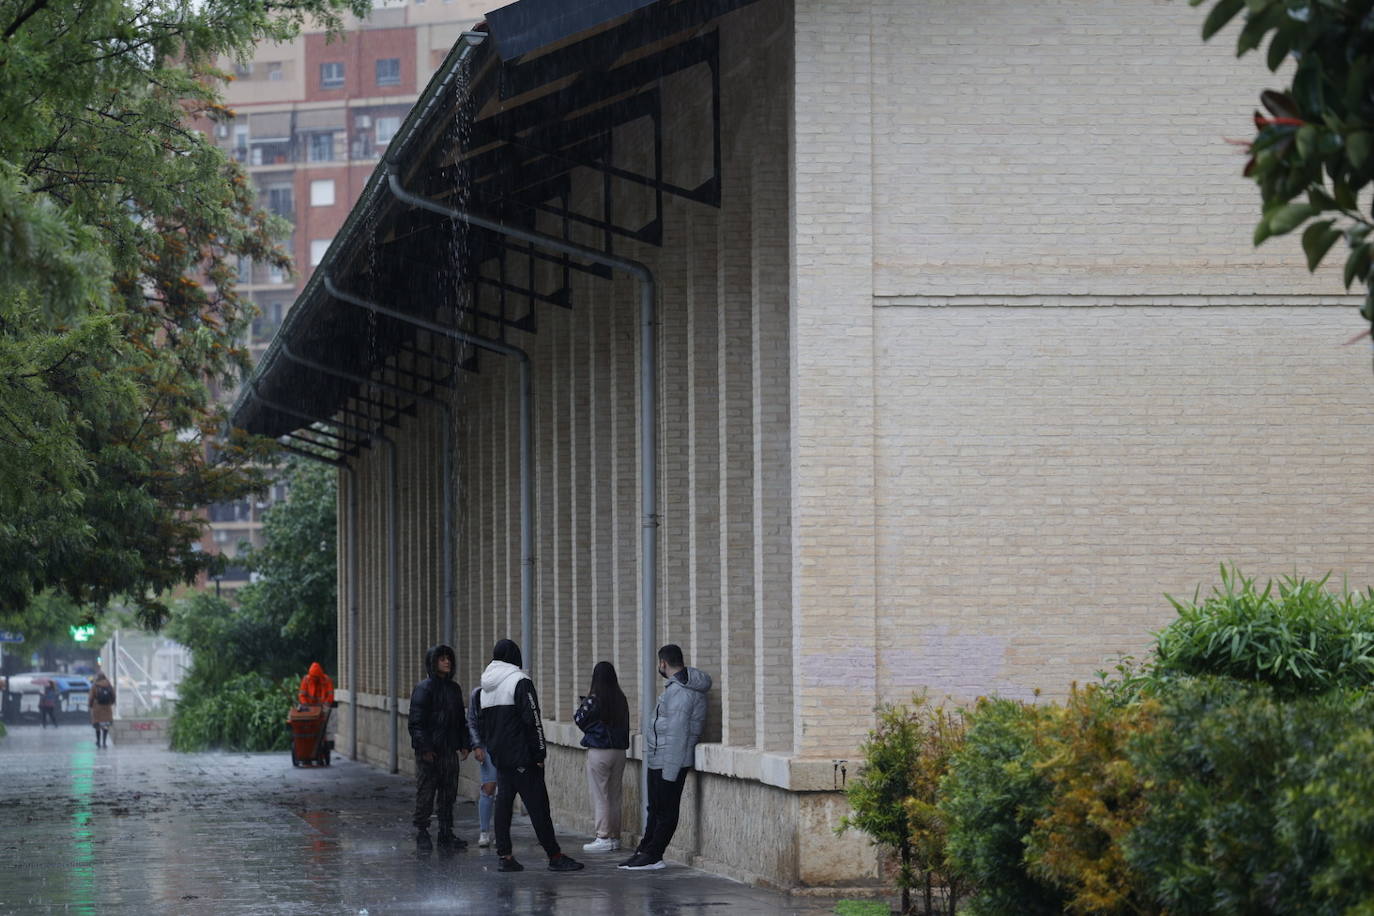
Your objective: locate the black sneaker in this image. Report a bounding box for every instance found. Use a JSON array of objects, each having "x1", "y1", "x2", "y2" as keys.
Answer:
[
  {"x1": 618, "y1": 852, "x2": 665, "y2": 870},
  {"x1": 547, "y1": 854, "x2": 584, "y2": 871},
  {"x1": 617, "y1": 851, "x2": 644, "y2": 868},
  {"x1": 436, "y1": 831, "x2": 467, "y2": 848},
  {"x1": 415, "y1": 829, "x2": 432, "y2": 847},
  {"x1": 497, "y1": 856, "x2": 524, "y2": 872}
]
